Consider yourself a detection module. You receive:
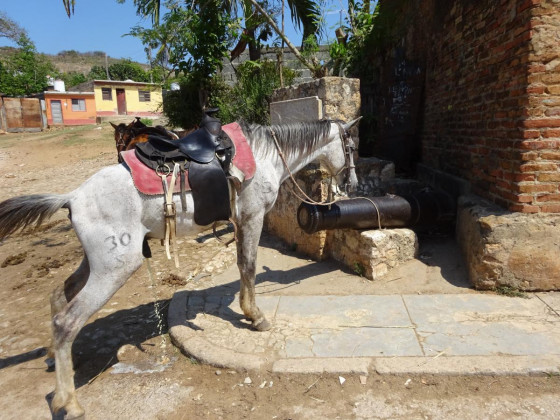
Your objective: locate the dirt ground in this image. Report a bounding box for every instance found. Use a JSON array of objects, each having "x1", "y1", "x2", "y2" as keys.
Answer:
[{"x1": 0, "y1": 125, "x2": 559, "y2": 420}]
